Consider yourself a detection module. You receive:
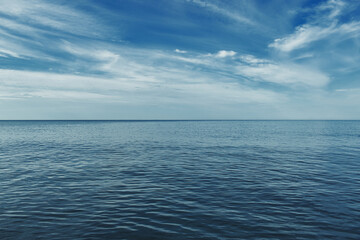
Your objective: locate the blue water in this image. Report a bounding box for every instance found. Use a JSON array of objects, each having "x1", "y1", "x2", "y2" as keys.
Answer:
[{"x1": 0, "y1": 120, "x2": 360, "y2": 239}]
